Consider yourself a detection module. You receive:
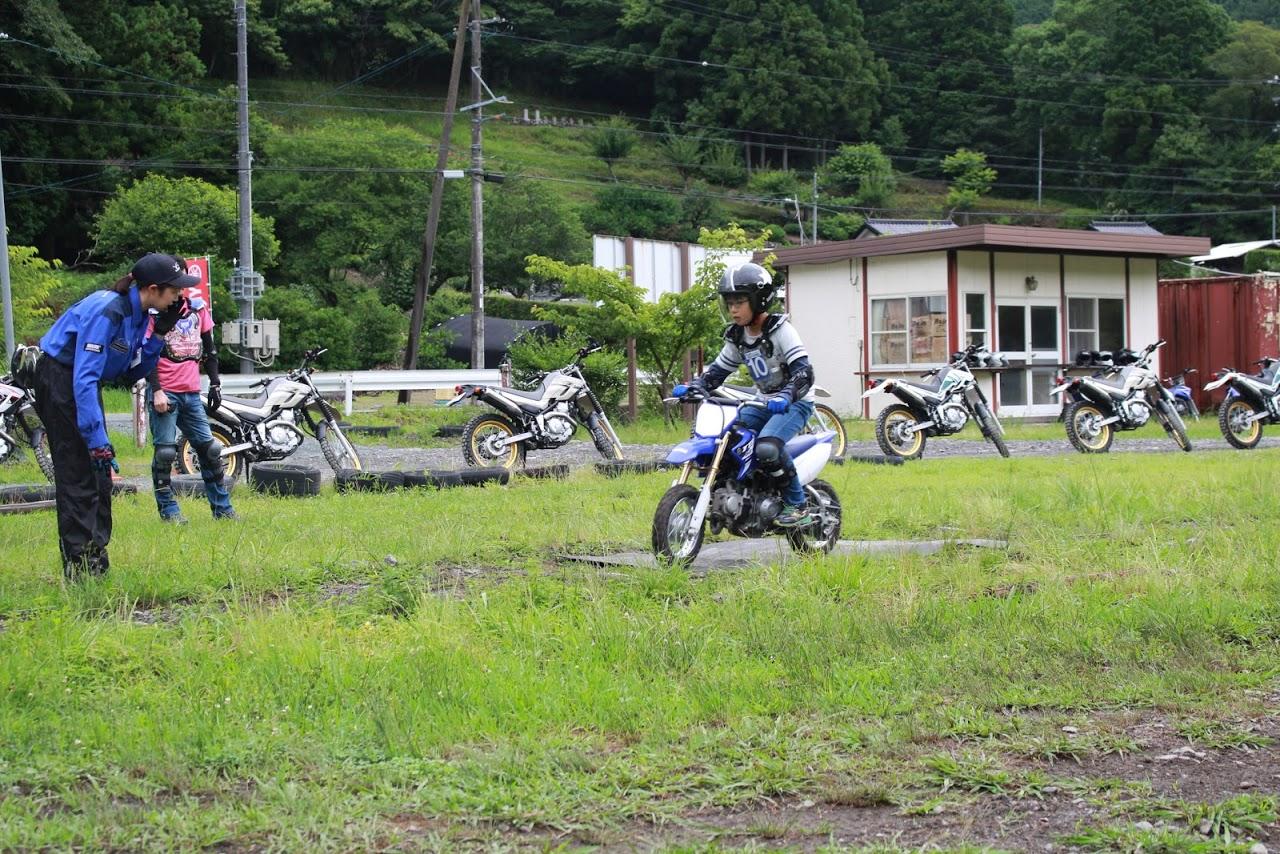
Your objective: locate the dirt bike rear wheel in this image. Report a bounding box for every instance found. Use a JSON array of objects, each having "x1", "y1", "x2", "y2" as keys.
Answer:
[
  {"x1": 1064, "y1": 401, "x2": 1113, "y2": 453},
  {"x1": 1219, "y1": 399, "x2": 1262, "y2": 449},
  {"x1": 785, "y1": 479, "x2": 843, "y2": 554},
  {"x1": 652, "y1": 484, "x2": 705, "y2": 565},
  {"x1": 875, "y1": 403, "x2": 925, "y2": 459},
  {"x1": 462, "y1": 412, "x2": 526, "y2": 469},
  {"x1": 973, "y1": 402, "x2": 1010, "y2": 458},
  {"x1": 805, "y1": 403, "x2": 847, "y2": 458},
  {"x1": 177, "y1": 426, "x2": 242, "y2": 481}
]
